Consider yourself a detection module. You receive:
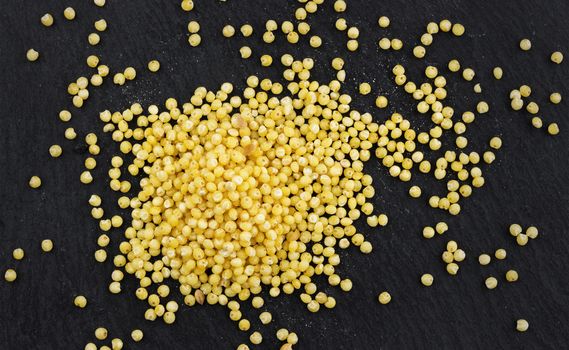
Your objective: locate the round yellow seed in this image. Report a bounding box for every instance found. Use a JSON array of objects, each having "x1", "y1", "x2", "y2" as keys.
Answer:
[
  {"x1": 440, "y1": 19, "x2": 452, "y2": 32},
  {"x1": 222, "y1": 25, "x2": 235, "y2": 38},
  {"x1": 59, "y1": 110, "x2": 72, "y2": 122},
  {"x1": 49, "y1": 145, "x2": 63, "y2": 158},
  {"x1": 12, "y1": 248, "x2": 24, "y2": 260},
  {"x1": 505, "y1": 270, "x2": 518, "y2": 282},
  {"x1": 520, "y1": 85, "x2": 532, "y2": 97},
  {"x1": 276, "y1": 328, "x2": 289, "y2": 341},
  {"x1": 260, "y1": 55, "x2": 273, "y2": 67},
  {"x1": 239, "y1": 46, "x2": 252, "y2": 59},
  {"x1": 65, "y1": 128, "x2": 77, "y2": 140},
  {"x1": 347, "y1": 39, "x2": 359, "y2": 51},
  {"x1": 240, "y1": 24, "x2": 253, "y2": 37},
  {"x1": 420, "y1": 33, "x2": 433, "y2": 46},
  {"x1": 41, "y1": 239, "x2": 53, "y2": 252},
  {"x1": 510, "y1": 98, "x2": 524, "y2": 111},
  {"x1": 526, "y1": 102, "x2": 539, "y2": 114},
  {"x1": 86, "y1": 55, "x2": 99, "y2": 68},
  {"x1": 95, "y1": 249, "x2": 107, "y2": 262},
  {"x1": 378, "y1": 38, "x2": 391, "y2": 50},
  {"x1": 420, "y1": 274, "x2": 433, "y2": 286},
  {"x1": 26, "y1": 49, "x2": 39, "y2": 62},
  {"x1": 88, "y1": 33, "x2": 100, "y2": 45},
  {"x1": 495, "y1": 249, "x2": 507, "y2": 260},
  {"x1": 526, "y1": 226, "x2": 539, "y2": 239},
  {"x1": 148, "y1": 60, "x2": 160, "y2": 72},
  {"x1": 94, "y1": 19, "x2": 107, "y2": 32},
  {"x1": 378, "y1": 16, "x2": 390, "y2": 28},
  {"x1": 131, "y1": 329, "x2": 143, "y2": 342},
  {"x1": 550, "y1": 92, "x2": 562, "y2": 104},
  {"x1": 41, "y1": 13, "x2": 54, "y2": 27},
  {"x1": 250, "y1": 331, "x2": 262, "y2": 345},
  {"x1": 188, "y1": 33, "x2": 201, "y2": 47},
  {"x1": 63, "y1": 7, "x2": 76, "y2": 20},
  {"x1": 359, "y1": 83, "x2": 371, "y2": 95},
  {"x1": 516, "y1": 234, "x2": 529, "y2": 246},
  {"x1": 409, "y1": 185, "x2": 421, "y2": 198},
  {"x1": 451, "y1": 23, "x2": 465, "y2": 36},
  {"x1": 551, "y1": 51, "x2": 564, "y2": 64},
  {"x1": 80, "y1": 171, "x2": 93, "y2": 184},
  {"x1": 489, "y1": 137, "x2": 502, "y2": 150},
  {"x1": 334, "y1": 0, "x2": 347, "y2": 12},
  {"x1": 287, "y1": 332, "x2": 299, "y2": 345},
  {"x1": 453, "y1": 249, "x2": 466, "y2": 262},
  {"x1": 4, "y1": 269, "x2": 17, "y2": 282},
  {"x1": 531, "y1": 116, "x2": 543, "y2": 129},
  {"x1": 509, "y1": 224, "x2": 522, "y2": 237},
  {"x1": 74, "y1": 295, "x2": 87, "y2": 308},
  {"x1": 29, "y1": 176, "x2": 42, "y2": 189},
  {"x1": 187, "y1": 21, "x2": 200, "y2": 33},
  {"x1": 516, "y1": 319, "x2": 529, "y2": 332},
  {"x1": 423, "y1": 226, "x2": 435, "y2": 239},
  {"x1": 413, "y1": 45, "x2": 426, "y2": 58},
  {"x1": 448, "y1": 59, "x2": 460, "y2": 72},
  {"x1": 547, "y1": 123, "x2": 560, "y2": 135},
  {"x1": 462, "y1": 68, "x2": 475, "y2": 81},
  {"x1": 124, "y1": 67, "x2": 136, "y2": 80},
  {"x1": 446, "y1": 263, "x2": 459, "y2": 275},
  {"x1": 310, "y1": 36, "x2": 322, "y2": 48},
  {"x1": 180, "y1": 0, "x2": 193, "y2": 11},
  {"x1": 519, "y1": 38, "x2": 531, "y2": 51},
  {"x1": 485, "y1": 276, "x2": 498, "y2": 289},
  {"x1": 478, "y1": 254, "x2": 491, "y2": 266},
  {"x1": 238, "y1": 319, "x2": 250, "y2": 331},
  {"x1": 477, "y1": 101, "x2": 489, "y2": 114},
  {"x1": 378, "y1": 291, "x2": 391, "y2": 304},
  {"x1": 493, "y1": 67, "x2": 503, "y2": 79},
  {"x1": 111, "y1": 338, "x2": 123, "y2": 350},
  {"x1": 435, "y1": 222, "x2": 448, "y2": 234},
  {"x1": 347, "y1": 27, "x2": 359, "y2": 39},
  {"x1": 251, "y1": 296, "x2": 264, "y2": 309},
  {"x1": 390, "y1": 39, "x2": 402, "y2": 50},
  {"x1": 259, "y1": 311, "x2": 272, "y2": 324}
]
